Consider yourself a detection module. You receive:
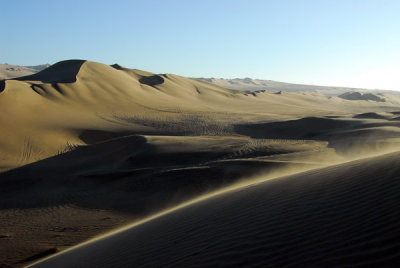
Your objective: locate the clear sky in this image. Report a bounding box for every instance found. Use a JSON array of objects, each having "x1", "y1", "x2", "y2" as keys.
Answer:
[{"x1": 1, "y1": 0, "x2": 399, "y2": 90}]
